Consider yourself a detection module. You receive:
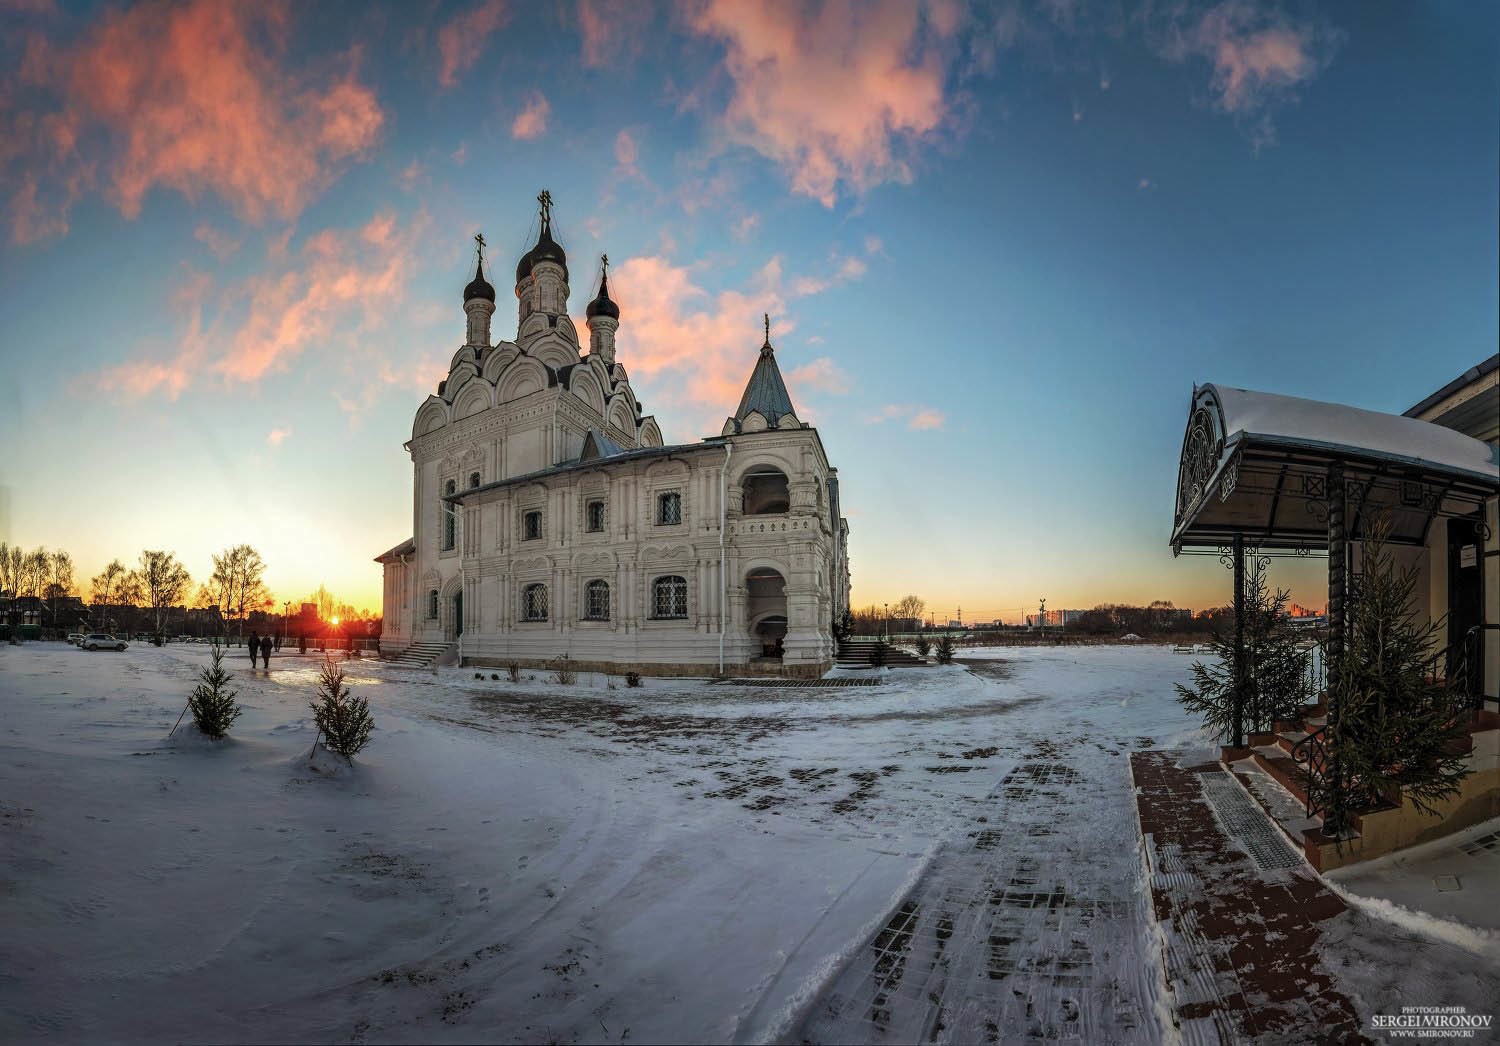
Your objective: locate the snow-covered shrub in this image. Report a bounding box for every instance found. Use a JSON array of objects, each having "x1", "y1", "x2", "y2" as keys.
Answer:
[
  {"x1": 625, "y1": 671, "x2": 642, "y2": 688},
  {"x1": 310, "y1": 655, "x2": 374, "y2": 765},
  {"x1": 935, "y1": 635, "x2": 955, "y2": 664},
  {"x1": 551, "y1": 656, "x2": 576, "y2": 685},
  {"x1": 188, "y1": 645, "x2": 241, "y2": 739}
]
